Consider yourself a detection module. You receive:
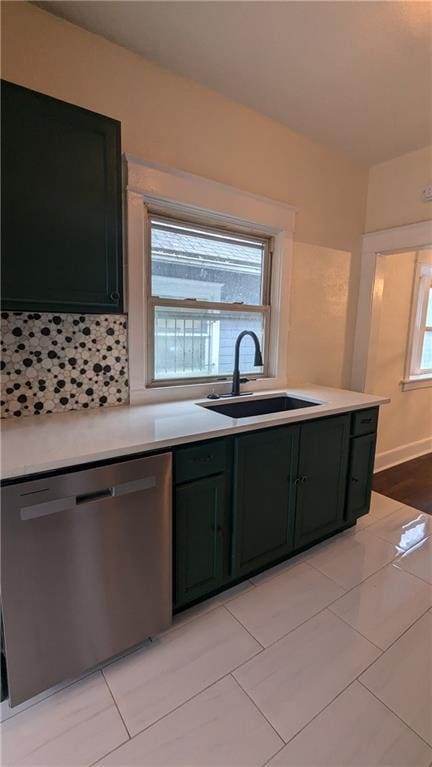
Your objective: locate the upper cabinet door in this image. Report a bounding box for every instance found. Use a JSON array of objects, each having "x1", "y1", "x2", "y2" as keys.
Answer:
[{"x1": 1, "y1": 81, "x2": 123, "y2": 314}]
